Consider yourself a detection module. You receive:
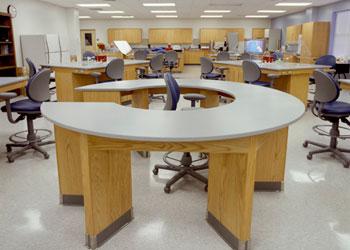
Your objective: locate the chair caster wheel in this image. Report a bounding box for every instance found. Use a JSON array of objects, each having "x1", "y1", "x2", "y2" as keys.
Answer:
[
  {"x1": 307, "y1": 154, "x2": 312, "y2": 160},
  {"x1": 303, "y1": 142, "x2": 308, "y2": 148},
  {"x1": 7, "y1": 157, "x2": 14, "y2": 163},
  {"x1": 204, "y1": 185, "x2": 208, "y2": 192},
  {"x1": 164, "y1": 186, "x2": 171, "y2": 194},
  {"x1": 153, "y1": 168, "x2": 159, "y2": 175},
  {"x1": 44, "y1": 154, "x2": 50, "y2": 160},
  {"x1": 6, "y1": 146, "x2": 12, "y2": 153}
]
